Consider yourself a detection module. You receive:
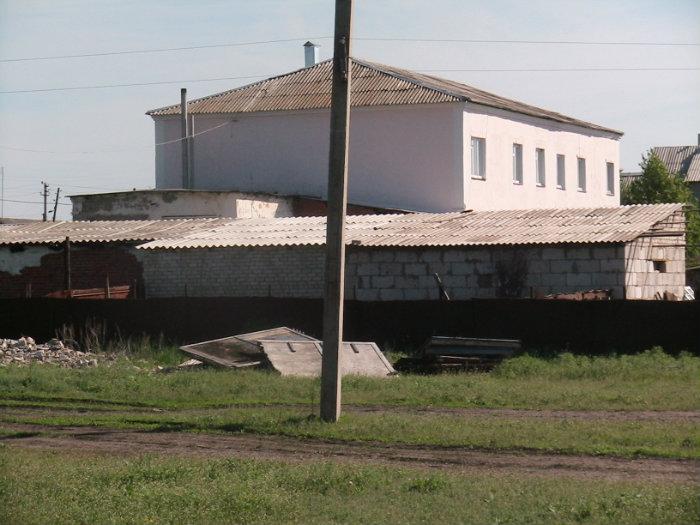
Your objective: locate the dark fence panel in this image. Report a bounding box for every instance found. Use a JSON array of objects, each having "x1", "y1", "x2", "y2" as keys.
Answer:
[{"x1": 0, "y1": 298, "x2": 697, "y2": 354}]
